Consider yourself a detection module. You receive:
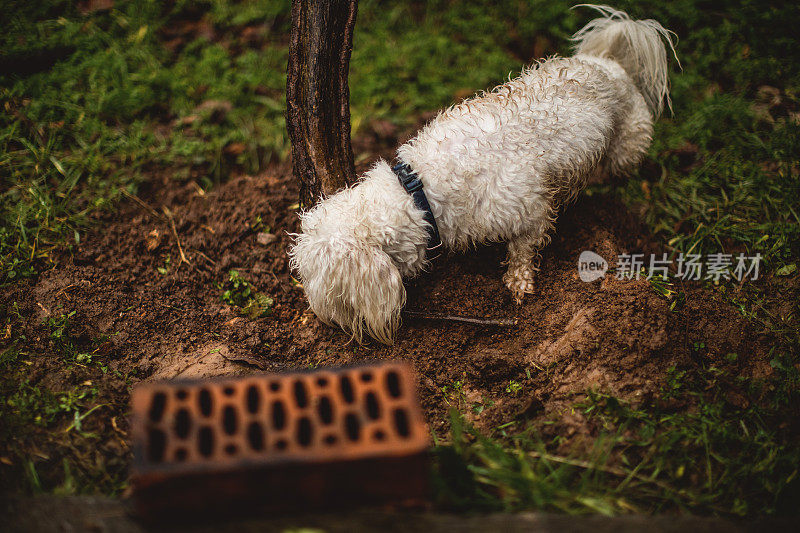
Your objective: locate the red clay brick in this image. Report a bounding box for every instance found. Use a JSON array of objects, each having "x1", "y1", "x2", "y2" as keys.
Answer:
[{"x1": 130, "y1": 362, "x2": 430, "y2": 521}]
